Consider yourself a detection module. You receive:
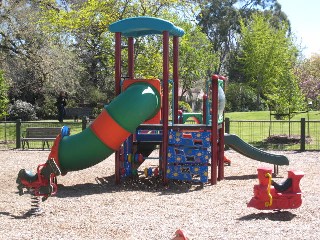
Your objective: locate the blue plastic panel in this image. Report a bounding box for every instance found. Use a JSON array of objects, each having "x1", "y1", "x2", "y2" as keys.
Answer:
[
  {"x1": 168, "y1": 131, "x2": 211, "y2": 148},
  {"x1": 167, "y1": 165, "x2": 208, "y2": 182},
  {"x1": 167, "y1": 146, "x2": 210, "y2": 164}
]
